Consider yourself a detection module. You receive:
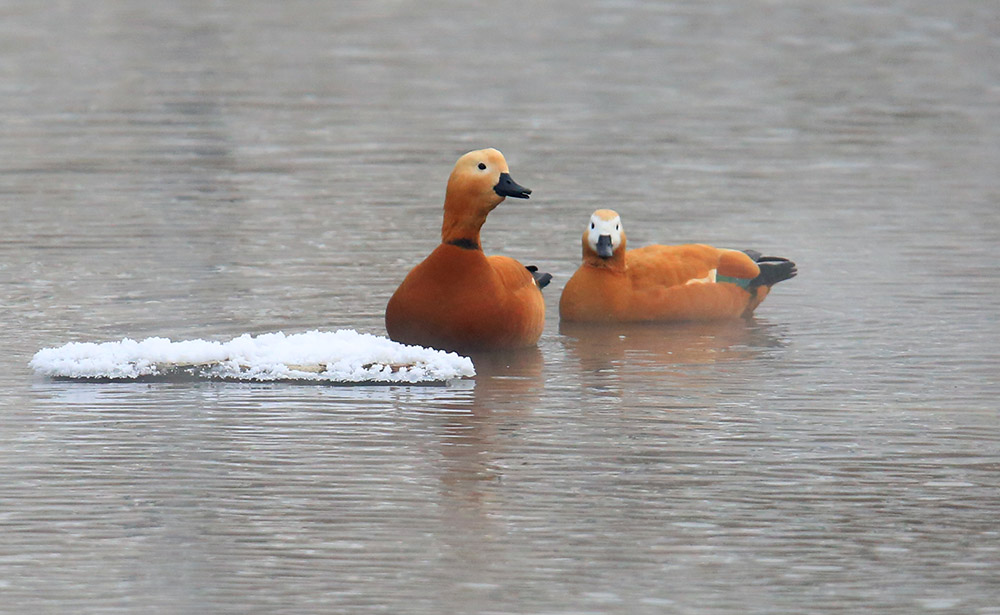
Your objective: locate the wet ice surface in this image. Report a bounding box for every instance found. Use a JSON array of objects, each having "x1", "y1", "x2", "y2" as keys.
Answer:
[{"x1": 2, "y1": 1, "x2": 999, "y2": 613}]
